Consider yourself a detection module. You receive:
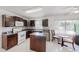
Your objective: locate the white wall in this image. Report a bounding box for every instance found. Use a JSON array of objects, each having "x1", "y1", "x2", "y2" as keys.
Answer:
[{"x1": 35, "y1": 19, "x2": 43, "y2": 29}]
